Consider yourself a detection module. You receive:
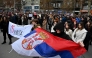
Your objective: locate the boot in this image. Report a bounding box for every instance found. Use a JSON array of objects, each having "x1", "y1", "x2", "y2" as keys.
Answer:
[
  {"x1": 9, "y1": 42, "x2": 12, "y2": 45},
  {"x1": 1, "y1": 41, "x2": 6, "y2": 44}
]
